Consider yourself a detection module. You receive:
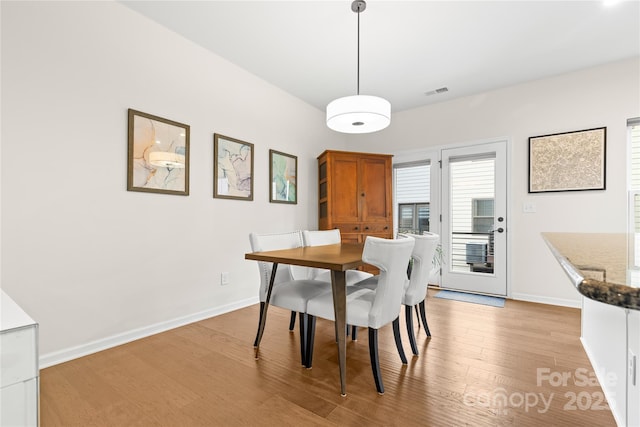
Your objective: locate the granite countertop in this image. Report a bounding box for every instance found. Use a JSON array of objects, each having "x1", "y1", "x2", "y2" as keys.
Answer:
[{"x1": 543, "y1": 232, "x2": 640, "y2": 310}]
